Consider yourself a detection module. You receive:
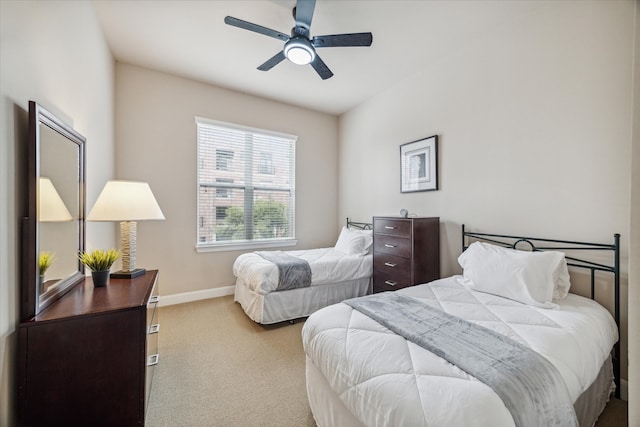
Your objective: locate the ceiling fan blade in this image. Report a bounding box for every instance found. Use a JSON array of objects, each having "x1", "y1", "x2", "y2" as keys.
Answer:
[
  {"x1": 257, "y1": 51, "x2": 287, "y2": 71},
  {"x1": 312, "y1": 32, "x2": 373, "y2": 48},
  {"x1": 293, "y1": 0, "x2": 316, "y2": 37},
  {"x1": 224, "y1": 16, "x2": 289, "y2": 41},
  {"x1": 310, "y1": 54, "x2": 334, "y2": 80}
]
